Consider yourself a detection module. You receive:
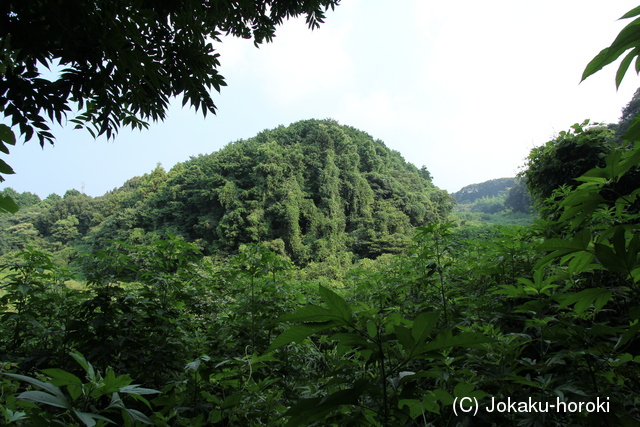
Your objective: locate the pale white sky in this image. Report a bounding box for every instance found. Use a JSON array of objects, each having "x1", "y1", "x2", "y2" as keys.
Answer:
[{"x1": 3, "y1": 0, "x2": 640, "y2": 198}]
